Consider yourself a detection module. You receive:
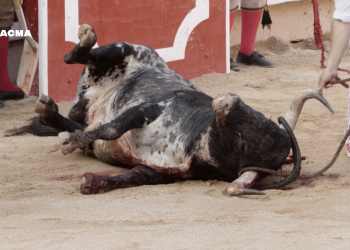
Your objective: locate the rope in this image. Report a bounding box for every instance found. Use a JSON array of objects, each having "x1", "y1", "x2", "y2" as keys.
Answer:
[
  {"x1": 312, "y1": 0, "x2": 327, "y2": 67},
  {"x1": 239, "y1": 129, "x2": 350, "y2": 180},
  {"x1": 312, "y1": 0, "x2": 350, "y2": 74}
]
